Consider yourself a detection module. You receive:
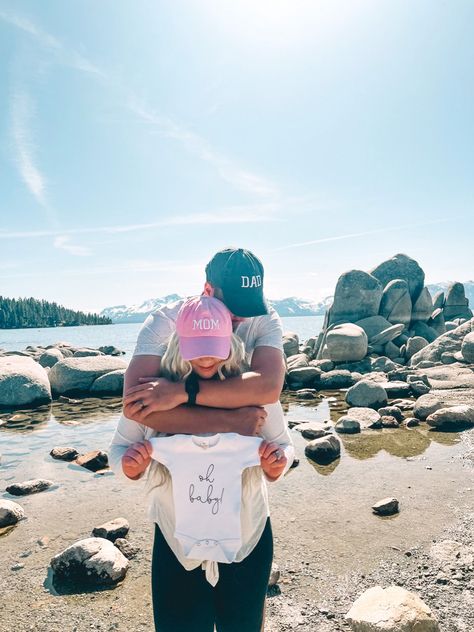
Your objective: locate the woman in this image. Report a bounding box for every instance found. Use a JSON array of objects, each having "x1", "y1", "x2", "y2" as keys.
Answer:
[{"x1": 108, "y1": 296, "x2": 294, "y2": 631}]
